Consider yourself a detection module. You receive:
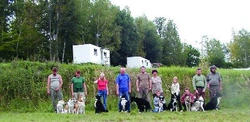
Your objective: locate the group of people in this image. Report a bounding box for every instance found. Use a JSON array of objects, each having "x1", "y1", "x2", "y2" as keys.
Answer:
[{"x1": 47, "y1": 65, "x2": 222, "y2": 113}]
